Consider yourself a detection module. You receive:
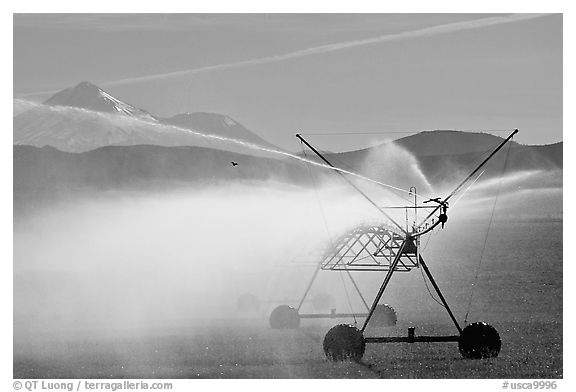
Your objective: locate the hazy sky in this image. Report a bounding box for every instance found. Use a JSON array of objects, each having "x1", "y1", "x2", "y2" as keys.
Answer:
[{"x1": 13, "y1": 13, "x2": 562, "y2": 149}]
